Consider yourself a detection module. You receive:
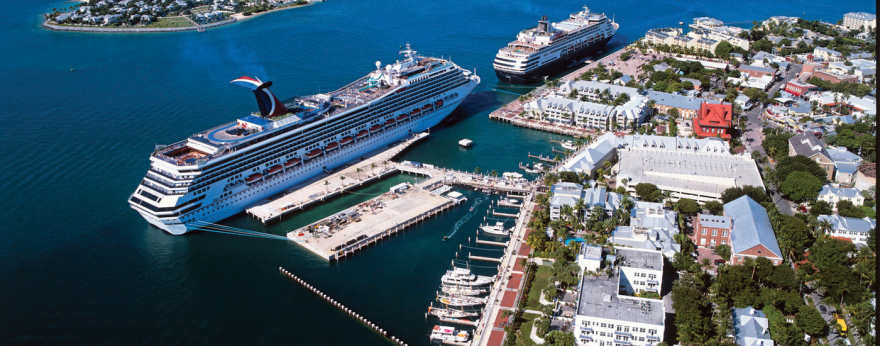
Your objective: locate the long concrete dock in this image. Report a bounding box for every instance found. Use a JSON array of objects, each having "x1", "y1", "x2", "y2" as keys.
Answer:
[
  {"x1": 246, "y1": 132, "x2": 429, "y2": 223},
  {"x1": 287, "y1": 184, "x2": 462, "y2": 260}
]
